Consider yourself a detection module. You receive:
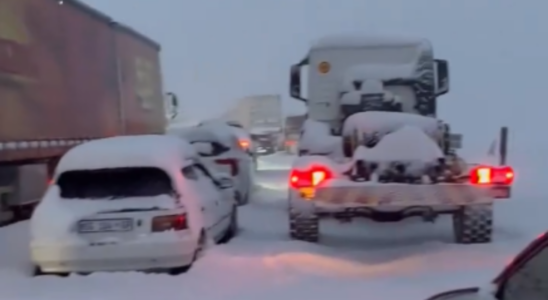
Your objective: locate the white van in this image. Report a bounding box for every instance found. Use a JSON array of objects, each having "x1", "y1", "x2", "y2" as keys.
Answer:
[{"x1": 30, "y1": 135, "x2": 238, "y2": 275}]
